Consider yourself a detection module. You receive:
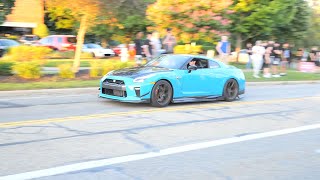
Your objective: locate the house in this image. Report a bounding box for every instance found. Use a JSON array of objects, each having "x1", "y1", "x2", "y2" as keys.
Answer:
[{"x1": 0, "y1": 0, "x2": 44, "y2": 35}]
